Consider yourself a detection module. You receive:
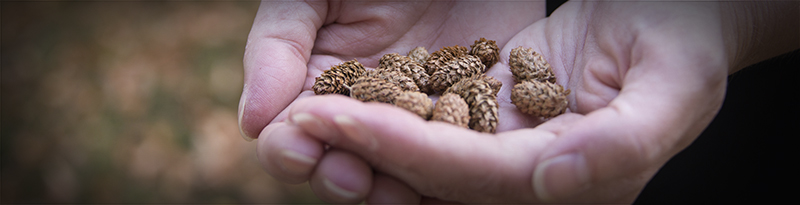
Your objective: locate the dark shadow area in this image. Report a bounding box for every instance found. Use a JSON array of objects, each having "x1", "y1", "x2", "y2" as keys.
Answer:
[
  {"x1": 547, "y1": 0, "x2": 568, "y2": 17},
  {"x1": 635, "y1": 49, "x2": 799, "y2": 203}
]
